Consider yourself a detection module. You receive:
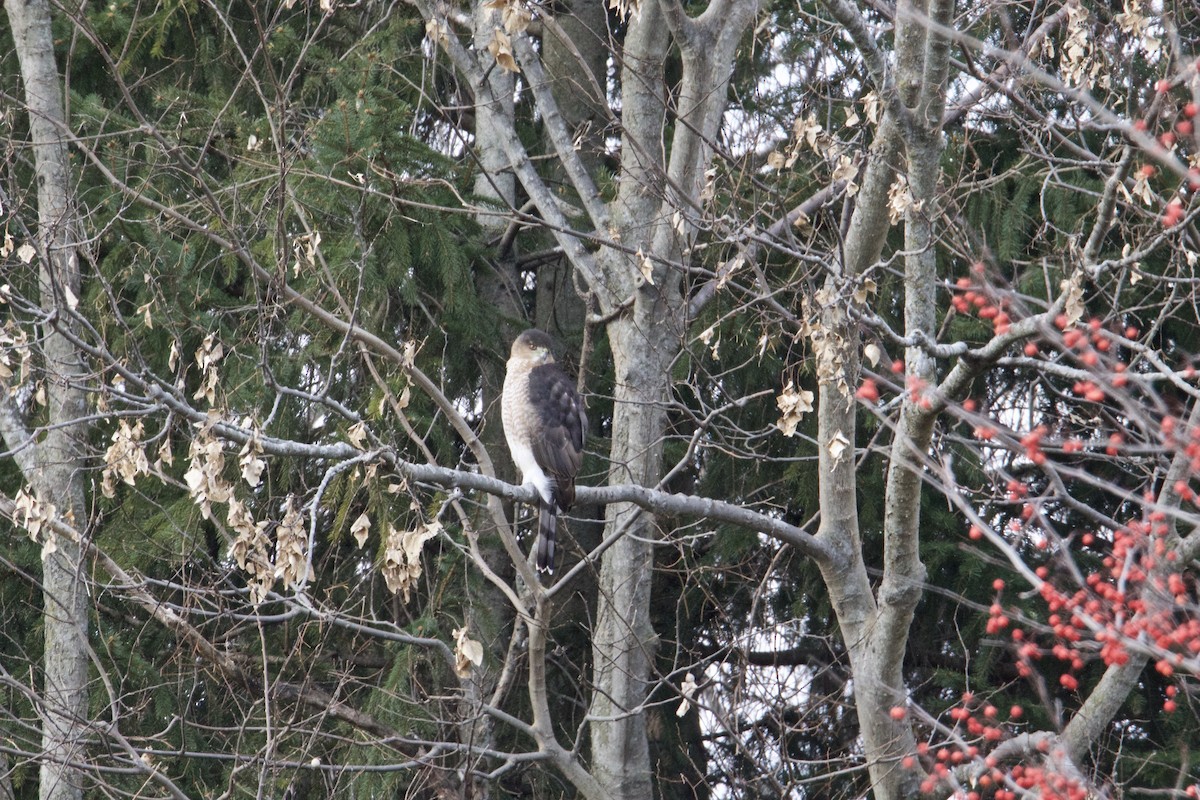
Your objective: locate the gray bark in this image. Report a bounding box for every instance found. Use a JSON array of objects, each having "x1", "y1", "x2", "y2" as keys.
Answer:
[
  {"x1": 587, "y1": 1, "x2": 758, "y2": 796},
  {"x1": 464, "y1": 7, "x2": 524, "y2": 797},
  {"x1": 584, "y1": 6, "x2": 673, "y2": 792},
  {"x1": 812, "y1": 1, "x2": 953, "y2": 798},
  {"x1": 813, "y1": 98, "x2": 909, "y2": 800},
  {"x1": 3, "y1": 3, "x2": 91, "y2": 800},
  {"x1": 472, "y1": 2, "x2": 519, "y2": 262},
  {"x1": 536, "y1": 0, "x2": 607, "y2": 331},
  {"x1": 589, "y1": 317, "x2": 675, "y2": 799}
]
